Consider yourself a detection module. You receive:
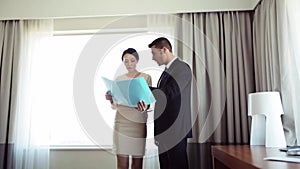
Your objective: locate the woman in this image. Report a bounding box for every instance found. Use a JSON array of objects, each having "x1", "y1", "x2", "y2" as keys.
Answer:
[{"x1": 105, "y1": 48, "x2": 152, "y2": 169}]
